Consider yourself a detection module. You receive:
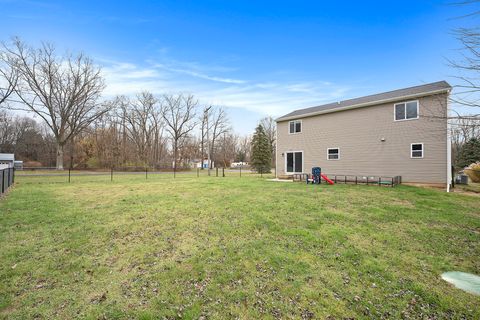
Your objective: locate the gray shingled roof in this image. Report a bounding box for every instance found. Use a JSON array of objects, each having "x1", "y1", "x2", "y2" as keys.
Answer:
[{"x1": 276, "y1": 81, "x2": 451, "y2": 122}]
